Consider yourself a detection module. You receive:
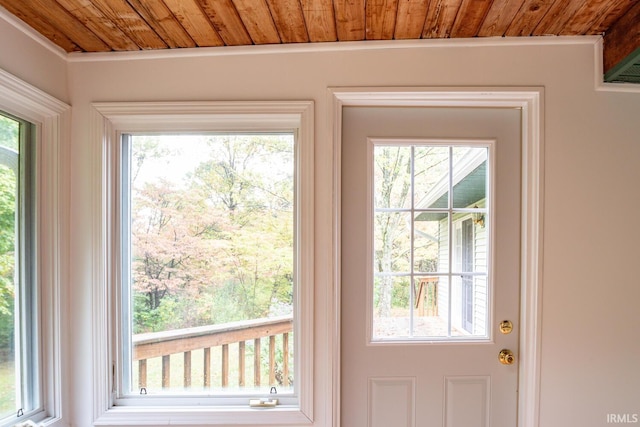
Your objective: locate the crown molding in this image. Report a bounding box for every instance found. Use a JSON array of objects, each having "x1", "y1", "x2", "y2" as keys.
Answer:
[{"x1": 65, "y1": 35, "x2": 602, "y2": 63}]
